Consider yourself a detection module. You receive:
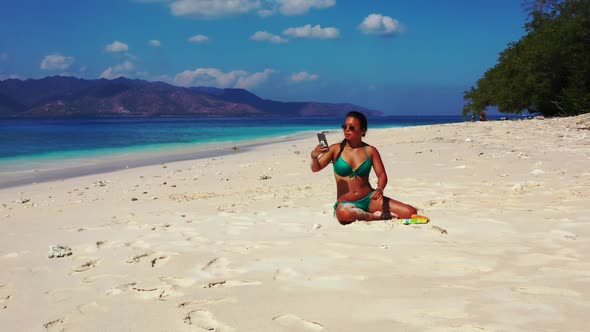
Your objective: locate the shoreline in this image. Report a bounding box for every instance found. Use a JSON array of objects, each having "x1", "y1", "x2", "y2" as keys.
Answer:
[
  {"x1": 0, "y1": 115, "x2": 522, "y2": 189},
  {"x1": 0, "y1": 131, "x2": 319, "y2": 189}
]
